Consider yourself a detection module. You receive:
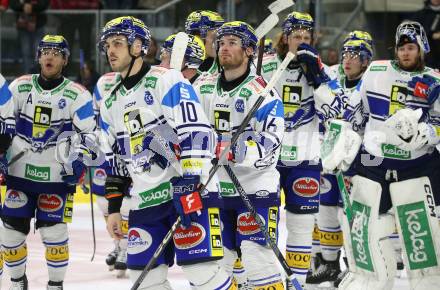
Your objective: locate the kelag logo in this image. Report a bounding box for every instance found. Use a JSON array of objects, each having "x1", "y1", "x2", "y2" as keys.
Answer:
[{"x1": 25, "y1": 164, "x2": 50, "y2": 181}]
